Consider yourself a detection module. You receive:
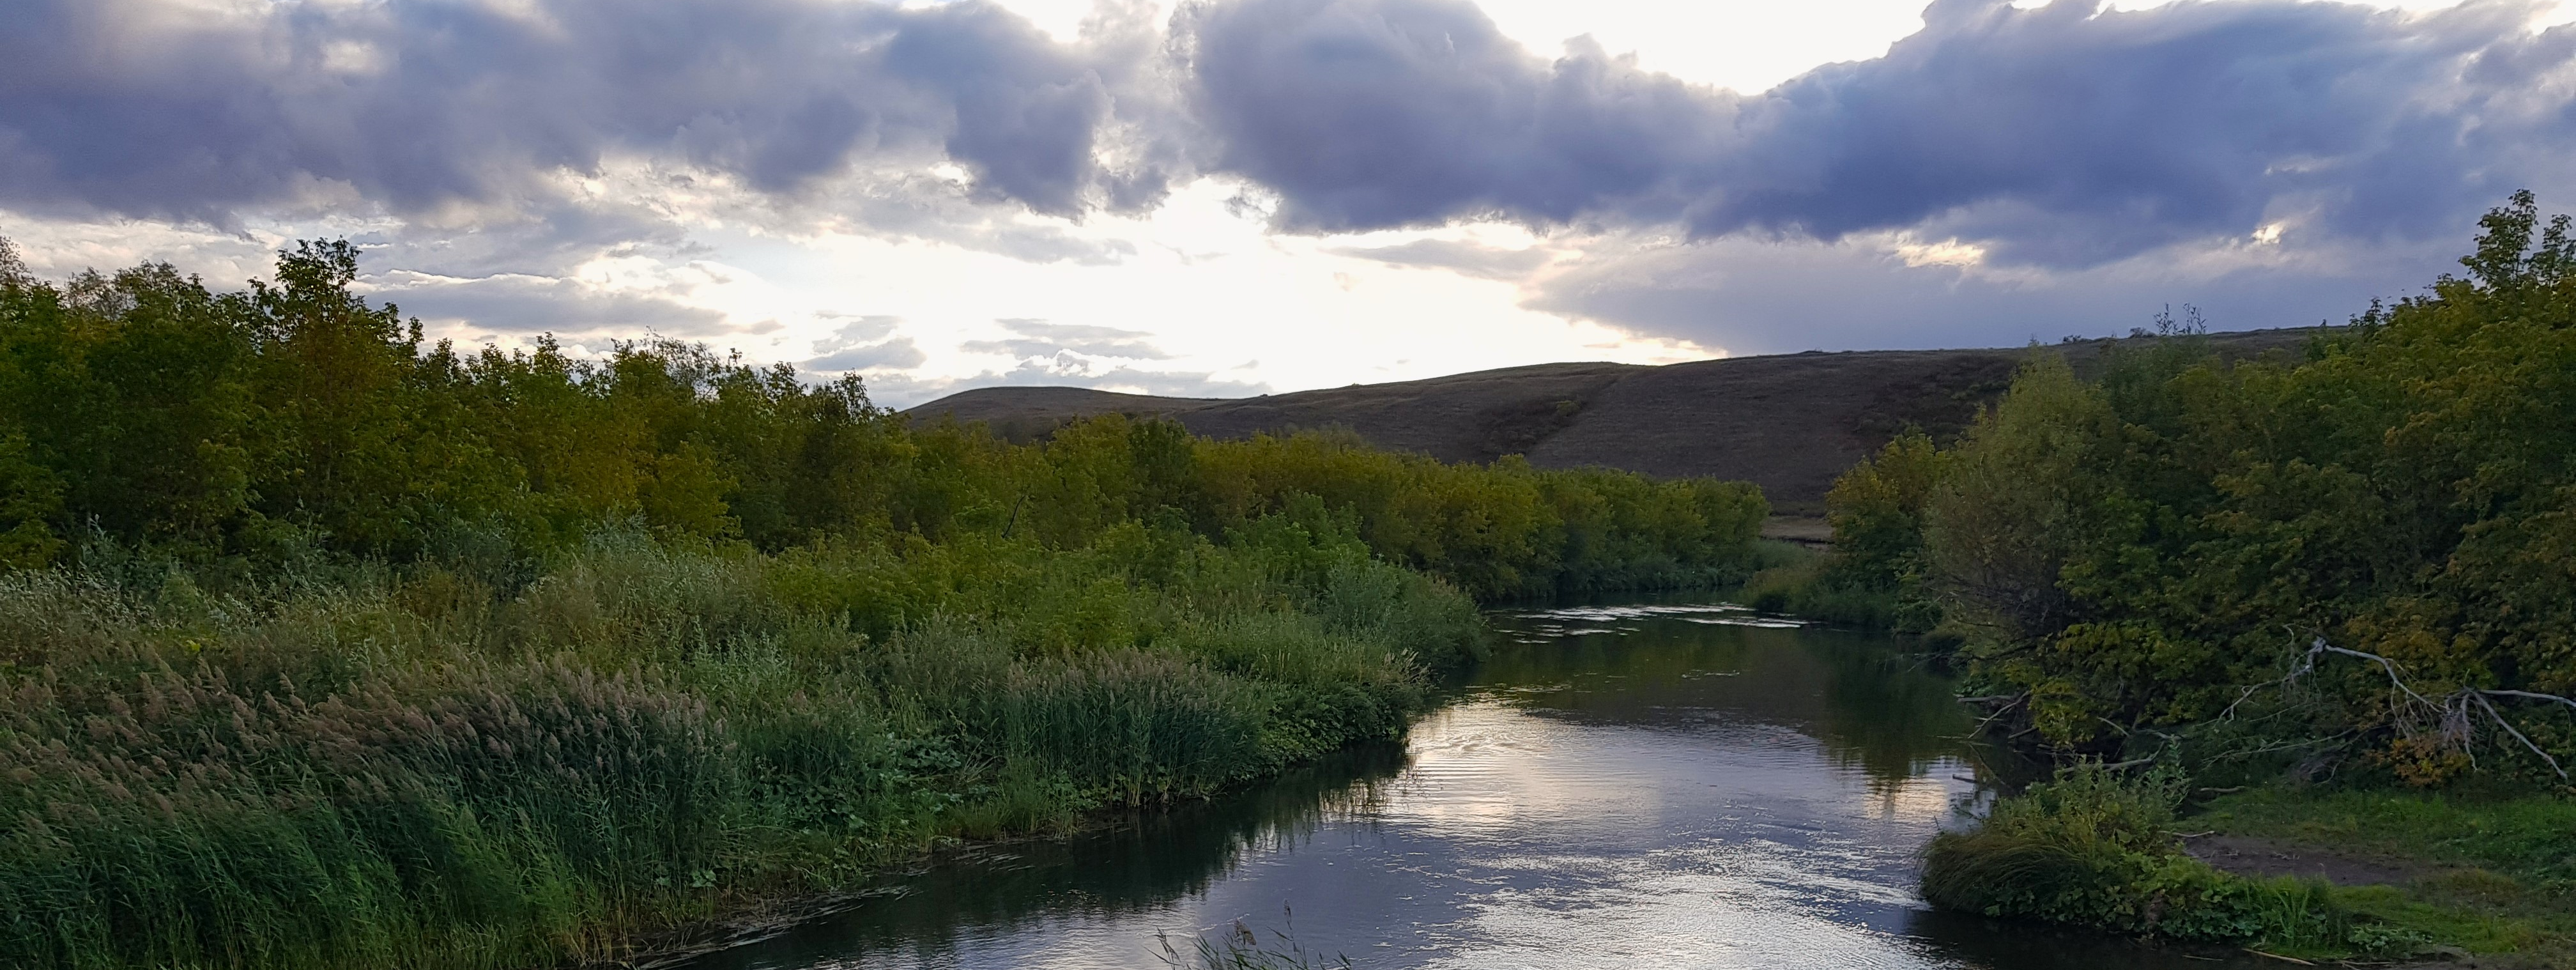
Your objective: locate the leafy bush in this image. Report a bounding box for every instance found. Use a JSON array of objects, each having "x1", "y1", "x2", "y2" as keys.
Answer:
[
  {"x1": 1803, "y1": 192, "x2": 2576, "y2": 777},
  {"x1": 1923, "y1": 764, "x2": 2379, "y2": 954}
]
